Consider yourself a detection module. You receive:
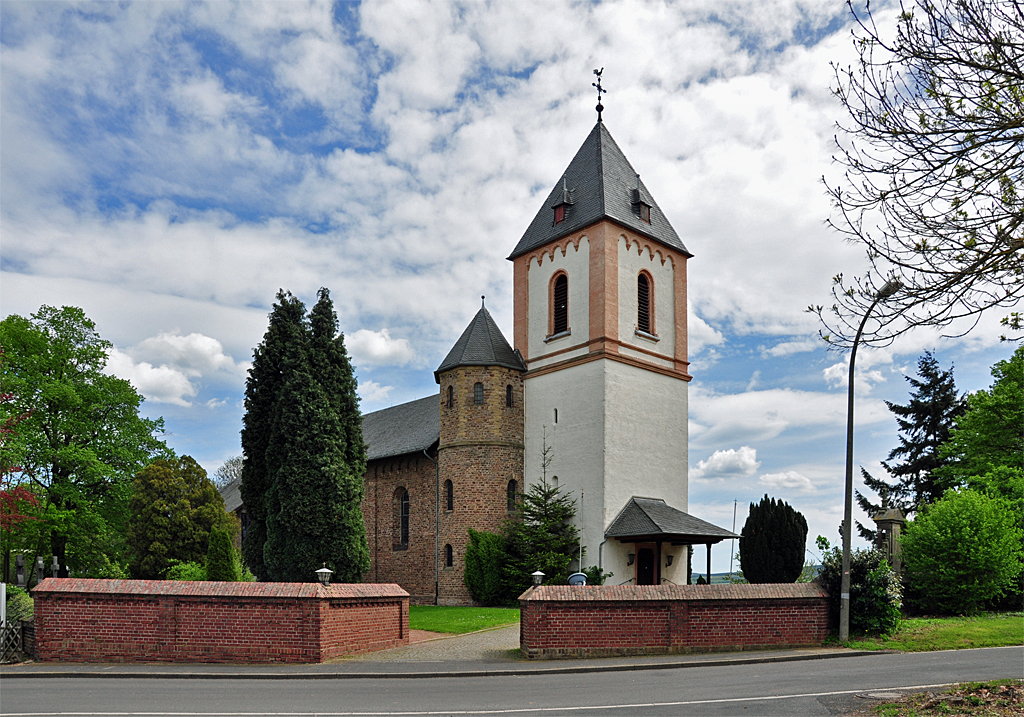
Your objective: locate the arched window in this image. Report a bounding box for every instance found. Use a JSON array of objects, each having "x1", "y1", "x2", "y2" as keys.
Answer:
[
  {"x1": 505, "y1": 384, "x2": 513, "y2": 408},
  {"x1": 445, "y1": 544, "x2": 453, "y2": 568},
  {"x1": 474, "y1": 382, "x2": 484, "y2": 405},
  {"x1": 444, "y1": 479, "x2": 453, "y2": 511},
  {"x1": 637, "y1": 273, "x2": 652, "y2": 334},
  {"x1": 552, "y1": 273, "x2": 568, "y2": 334},
  {"x1": 507, "y1": 480, "x2": 518, "y2": 512},
  {"x1": 394, "y1": 488, "x2": 409, "y2": 548},
  {"x1": 447, "y1": 385, "x2": 453, "y2": 408}
]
